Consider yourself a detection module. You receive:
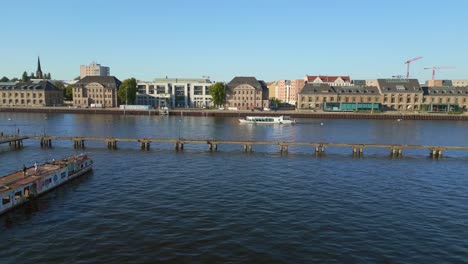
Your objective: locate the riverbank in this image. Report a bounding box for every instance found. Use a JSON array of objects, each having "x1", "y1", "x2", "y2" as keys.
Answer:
[{"x1": 1, "y1": 106, "x2": 467, "y2": 121}]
